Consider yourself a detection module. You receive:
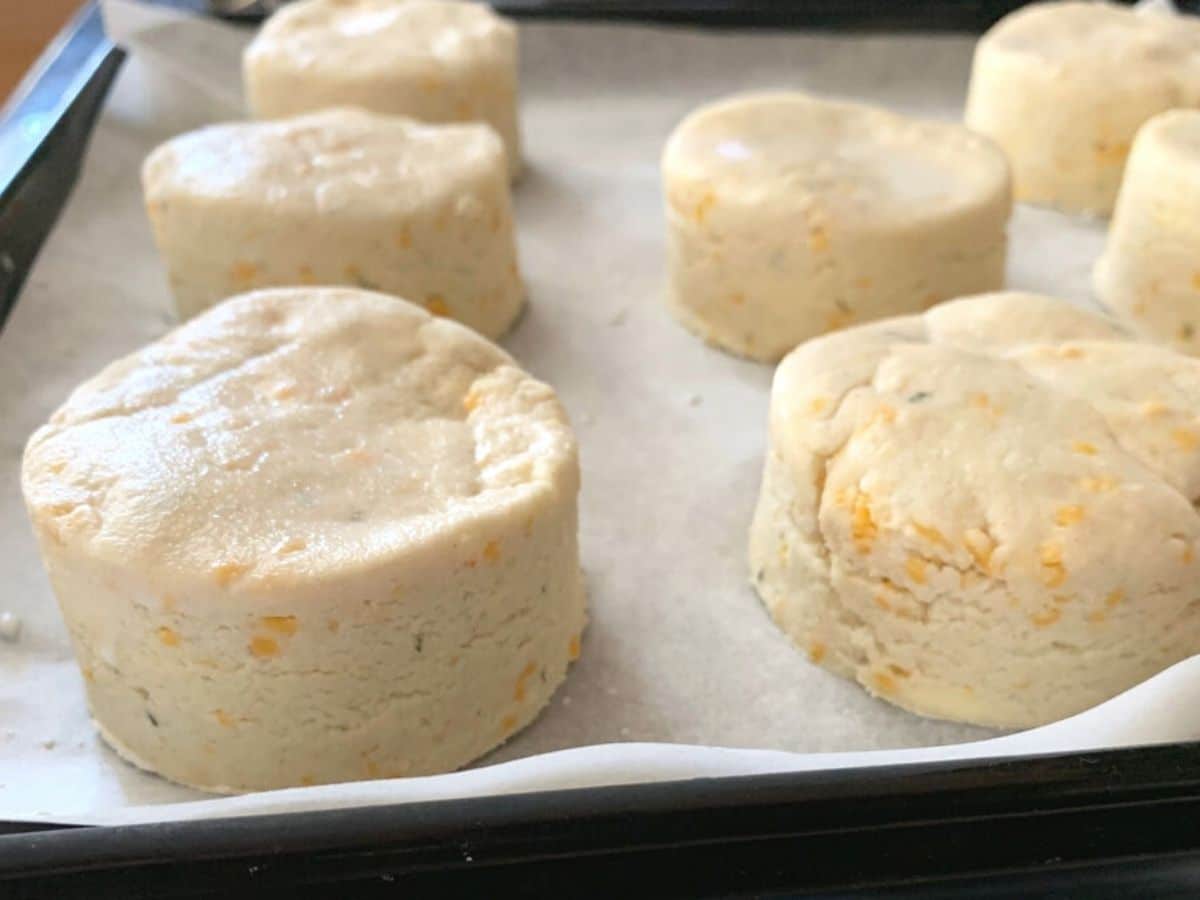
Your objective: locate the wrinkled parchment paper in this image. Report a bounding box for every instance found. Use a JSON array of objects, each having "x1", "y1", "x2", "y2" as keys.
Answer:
[{"x1": 0, "y1": 0, "x2": 1191, "y2": 825}]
